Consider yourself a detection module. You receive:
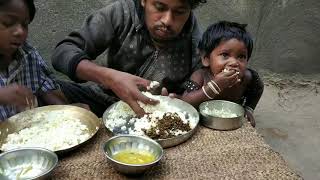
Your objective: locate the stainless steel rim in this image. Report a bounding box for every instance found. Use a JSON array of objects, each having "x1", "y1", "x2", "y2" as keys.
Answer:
[
  {"x1": 102, "y1": 135, "x2": 163, "y2": 167},
  {"x1": 0, "y1": 147, "x2": 58, "y2": 179}
]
